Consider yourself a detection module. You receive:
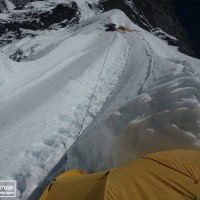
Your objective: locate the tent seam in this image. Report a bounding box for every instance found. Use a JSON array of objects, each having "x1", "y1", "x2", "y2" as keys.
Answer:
[
  {"x1": 142, "y1": 157, "x2": 198, "y2": 182},
  {"x1": 103, "y1": 171, "x2": 111, "y2": 200}
]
